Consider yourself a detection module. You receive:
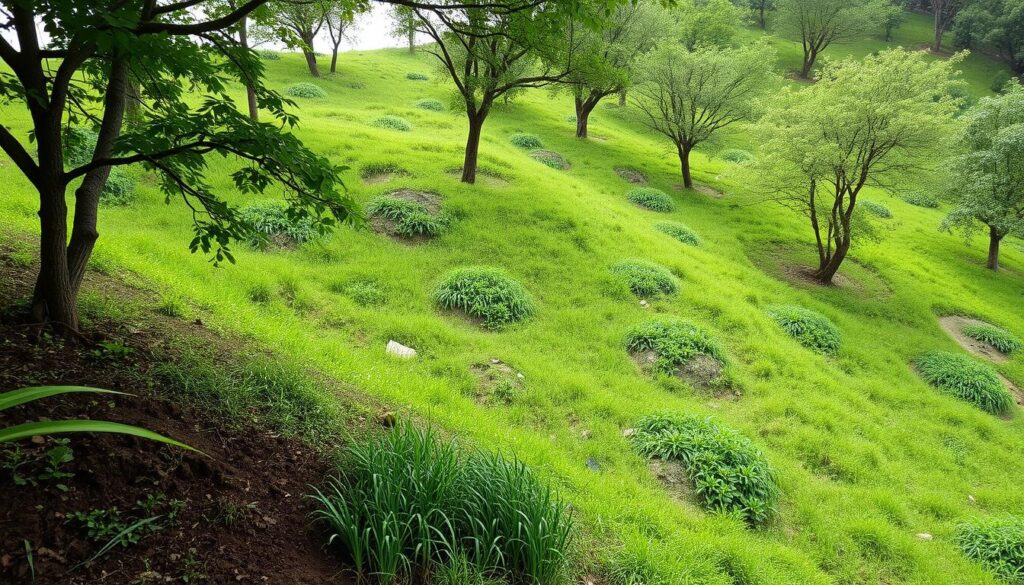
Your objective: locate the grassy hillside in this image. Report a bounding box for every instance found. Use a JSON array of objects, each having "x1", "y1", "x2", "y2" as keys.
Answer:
[{"x1": 2, "y1": 13, "x2": 1023, "y2": 584}]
